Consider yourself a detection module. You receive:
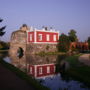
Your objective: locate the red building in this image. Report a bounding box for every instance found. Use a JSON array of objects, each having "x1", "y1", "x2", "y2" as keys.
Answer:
[
  {"x1": 70, "y1": 42, "x2": 89, "y2": 51},
  {"x1": 26, "y1": 55, "x2": 57, "y2": 79},
  {"x1": 10, "y1": 53, "x2": 57, "y2": 79},
  {"x1": 28, "y1": 64, "x2": 56, "y2": 78},
  {"x1": 27, "y1": 28, "x2": 59, "y2": 44}
]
